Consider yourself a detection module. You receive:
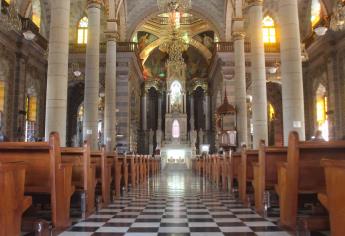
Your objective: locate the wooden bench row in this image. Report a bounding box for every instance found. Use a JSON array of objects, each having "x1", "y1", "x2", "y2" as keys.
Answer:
[
  {"x1": 192, "y1": 131, "x2": 345, "y2": 236},
  {"x1": 0, "y1": 132, "x2": 161, "y2": 236}
]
